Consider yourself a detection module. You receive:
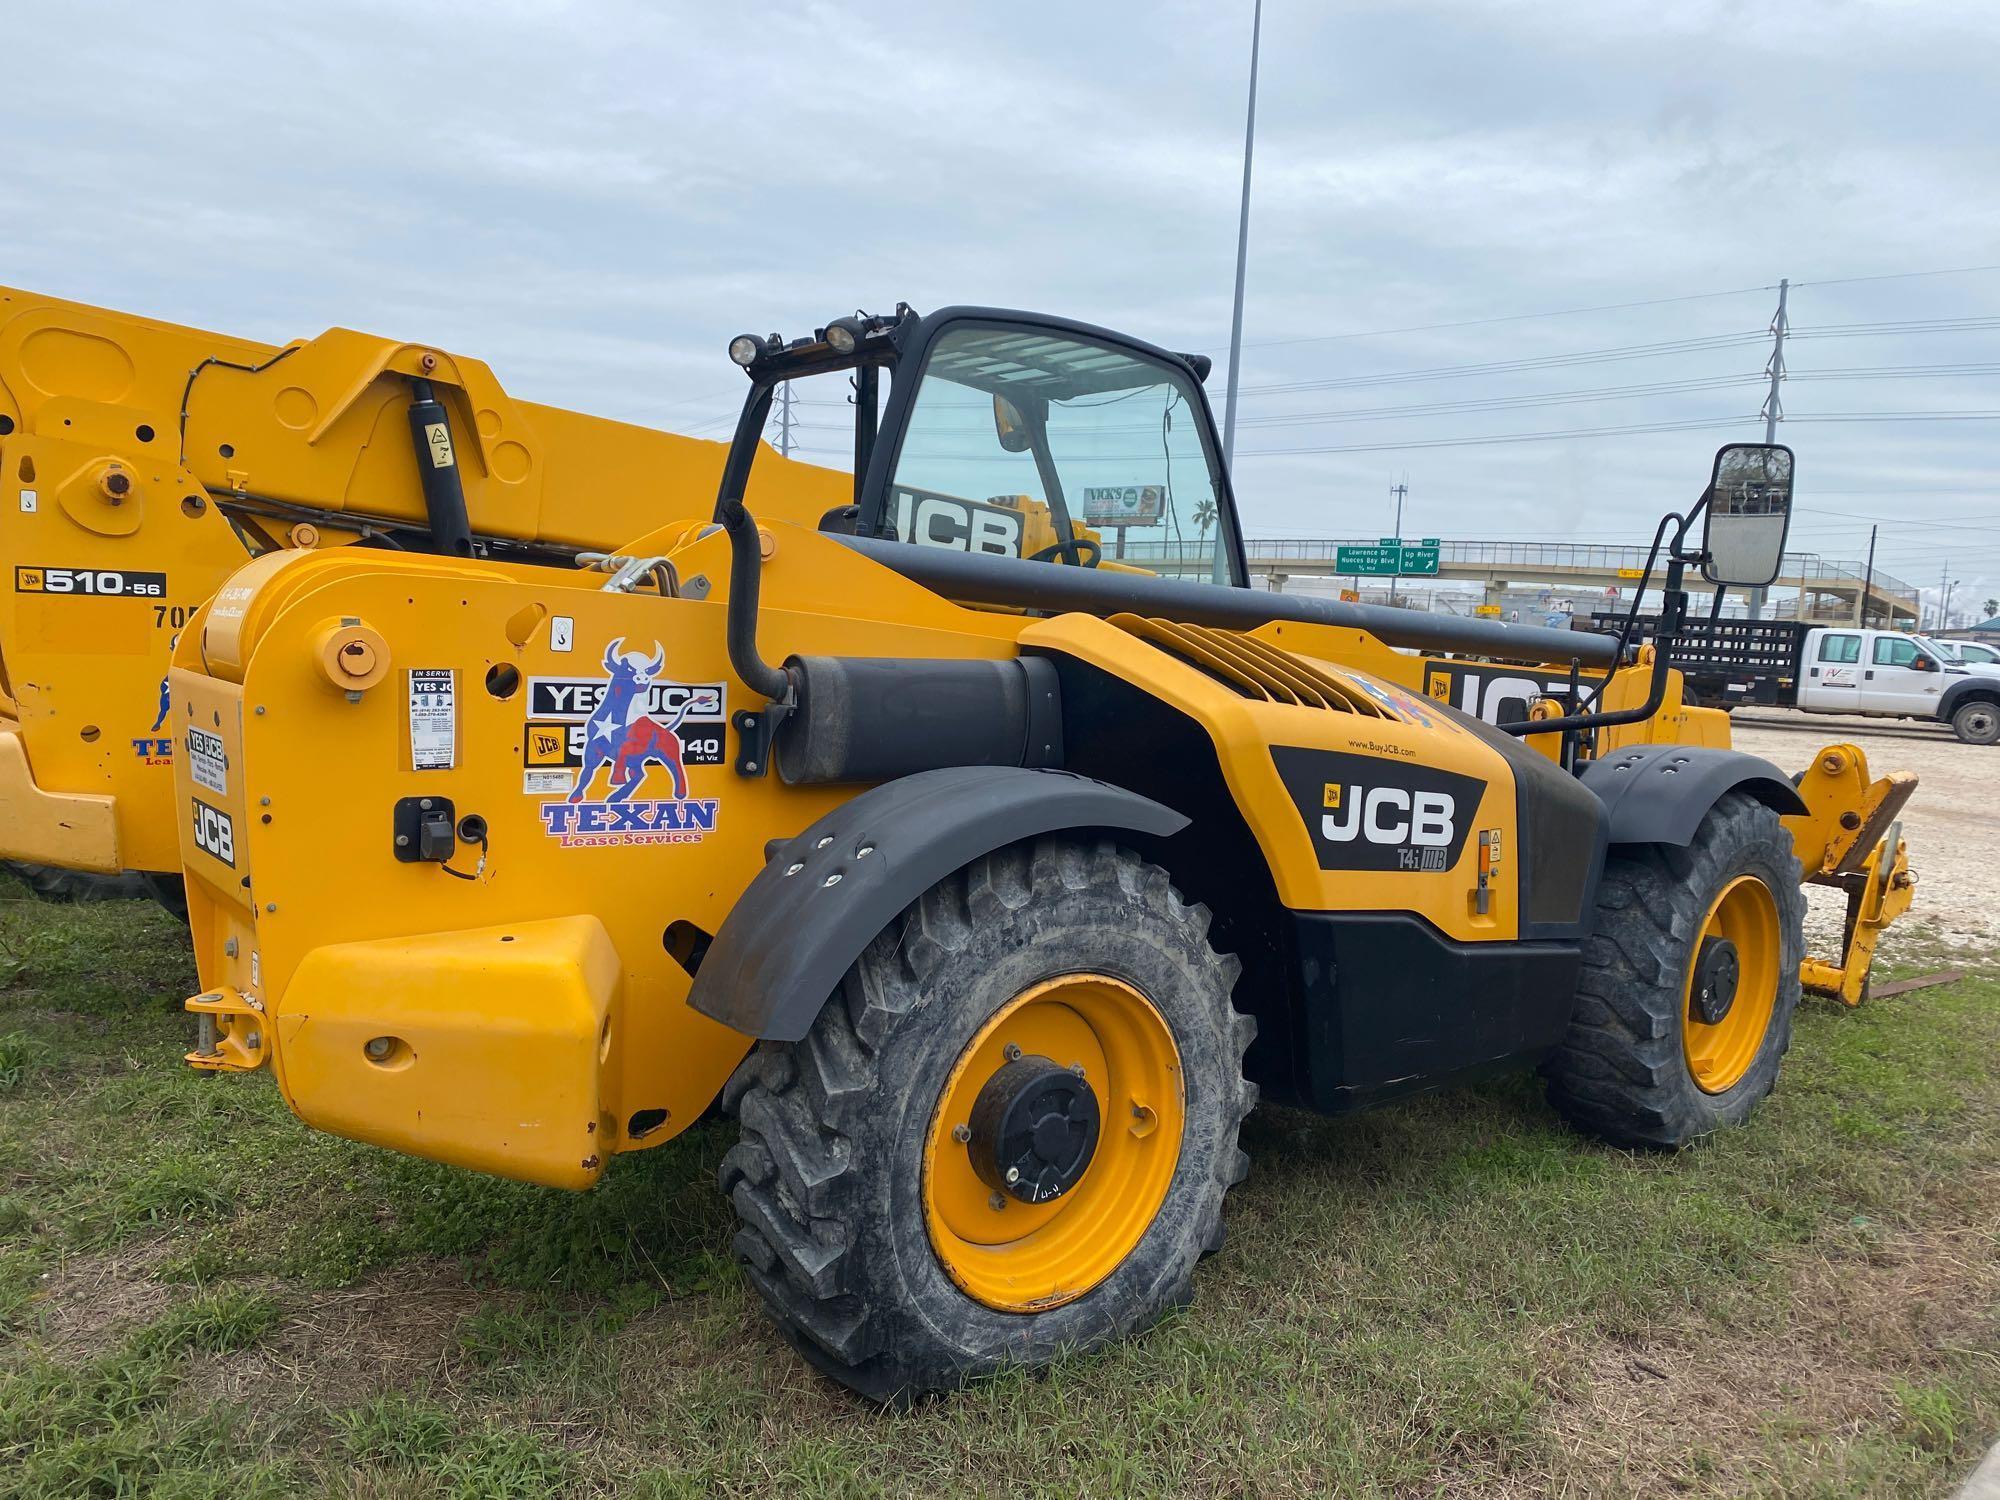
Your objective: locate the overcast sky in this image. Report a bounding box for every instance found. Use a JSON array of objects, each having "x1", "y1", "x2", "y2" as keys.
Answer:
[{"x1": 7, "y1": 1, "x2": 1997, "y2": 621}]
